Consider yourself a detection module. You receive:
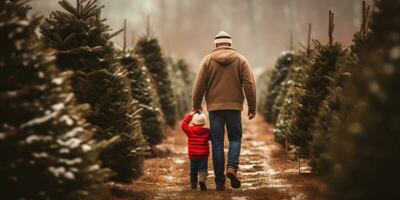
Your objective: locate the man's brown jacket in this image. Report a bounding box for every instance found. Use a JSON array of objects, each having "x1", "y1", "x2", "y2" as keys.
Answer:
[{"x1": 192, "y1": 47, "x2": 256, "y2": 113}]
